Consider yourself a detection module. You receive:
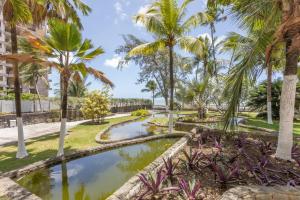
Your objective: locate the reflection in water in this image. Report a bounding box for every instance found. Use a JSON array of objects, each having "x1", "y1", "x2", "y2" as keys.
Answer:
[
  {"x1": 101, "y1": 113, "x2": 168, "y2": 140},
  {"x1": 17, "y1": 139, "x2": 176, "y2": 200},
  {"x1": 62, "y1": 162, "x2": 70, "y2": 200}
]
